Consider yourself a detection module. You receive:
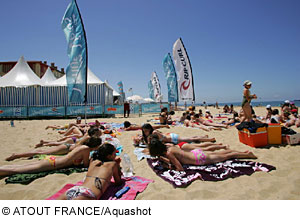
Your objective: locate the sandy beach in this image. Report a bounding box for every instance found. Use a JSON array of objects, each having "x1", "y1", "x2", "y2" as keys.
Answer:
[{"x1": 0, "y1": 106, "x2": 300, "y2": 200}]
